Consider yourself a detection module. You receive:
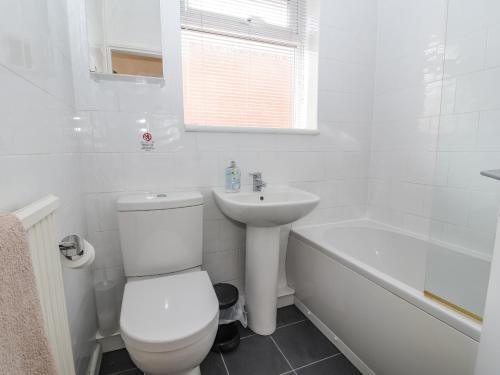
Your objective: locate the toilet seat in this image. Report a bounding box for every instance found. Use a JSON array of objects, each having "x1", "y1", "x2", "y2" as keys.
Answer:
[{"x1": 120, "y1": 271, "x2": 219, "y2": 353}]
